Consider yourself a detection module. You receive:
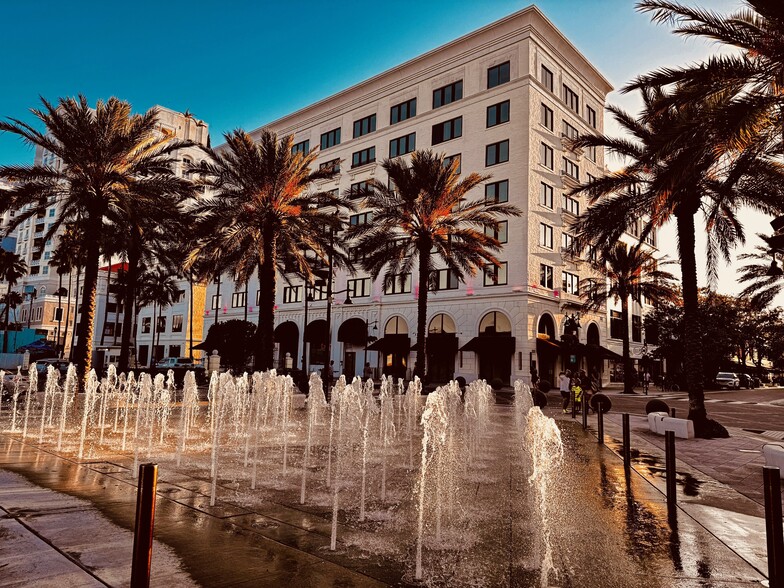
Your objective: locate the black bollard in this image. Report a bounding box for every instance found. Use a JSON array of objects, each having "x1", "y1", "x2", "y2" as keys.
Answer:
[
  {"x1": 582, "y1": 393, "x2": 588, "y2": 430},
  {"x1": 131, "y1": 463, "x2": 158, "y2": 588},
  {"x1": 665, "y1": 431, "x2": 676, "y2": 506},
  {"x1": 622, "y1": 413, "x2": 631, "y2": 471},
  {"x1": 597, "y1": 406, "x2": 604, "y2": 445},
  {"x1": 670, "y1": 407, "x2": 676, "y2": 418},
  {"x1": 763, "y1": 466, "x2": 784, "y2": 587}
]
